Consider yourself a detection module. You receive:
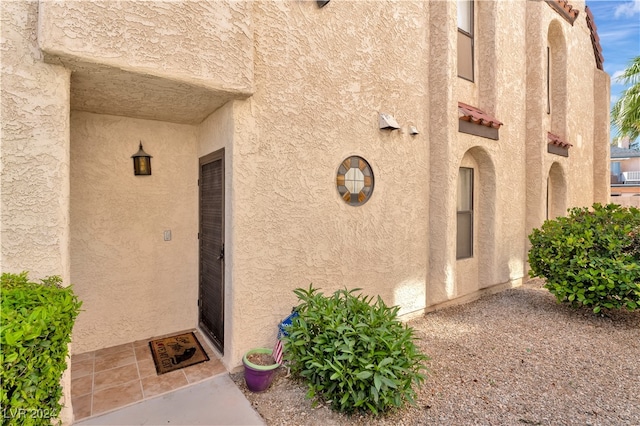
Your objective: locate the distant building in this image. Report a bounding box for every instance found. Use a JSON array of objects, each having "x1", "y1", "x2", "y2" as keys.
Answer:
[
  {"x1": 611, "y1": 142, "x2": 640, "y2": 204},
  {"x1": 1, "y1": 1, "x2": 610, "y2": 422}
]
